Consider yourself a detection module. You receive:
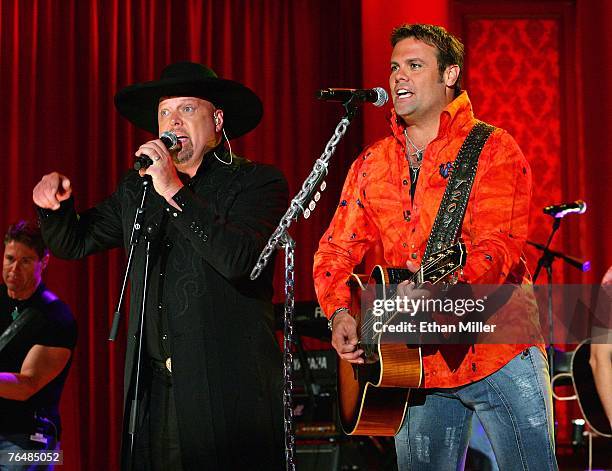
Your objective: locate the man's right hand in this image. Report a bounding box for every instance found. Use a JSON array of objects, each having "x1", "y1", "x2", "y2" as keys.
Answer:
[
  {"x1": 32, "y1": 172, "x2": 72, "y2": 210},
  {"x1": 331, "y1": 311, "x2": 364, "y2": 364}
]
